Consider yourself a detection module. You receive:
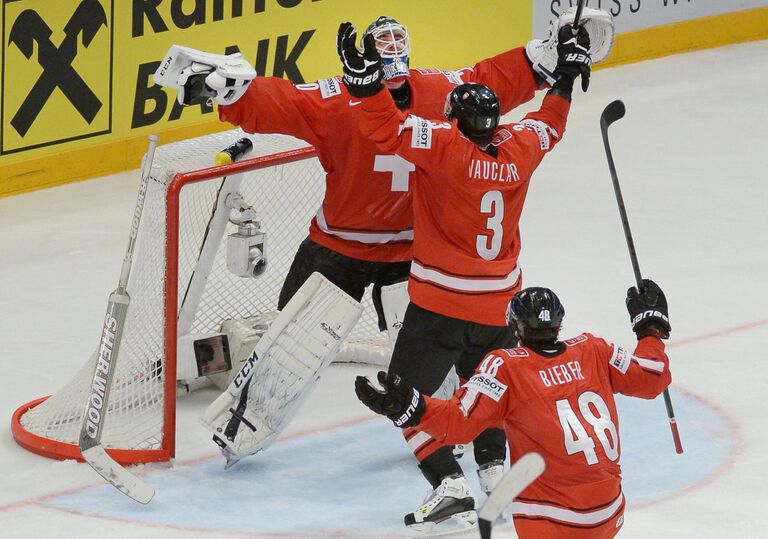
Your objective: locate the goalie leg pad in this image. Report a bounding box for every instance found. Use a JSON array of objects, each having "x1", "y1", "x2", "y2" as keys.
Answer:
[
  {"x1": 200, "y1": 272, "x2": 362, "y2": 468},
  {"x1": 527, "y1": 7, "x2": 615, "y2": 86}
]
